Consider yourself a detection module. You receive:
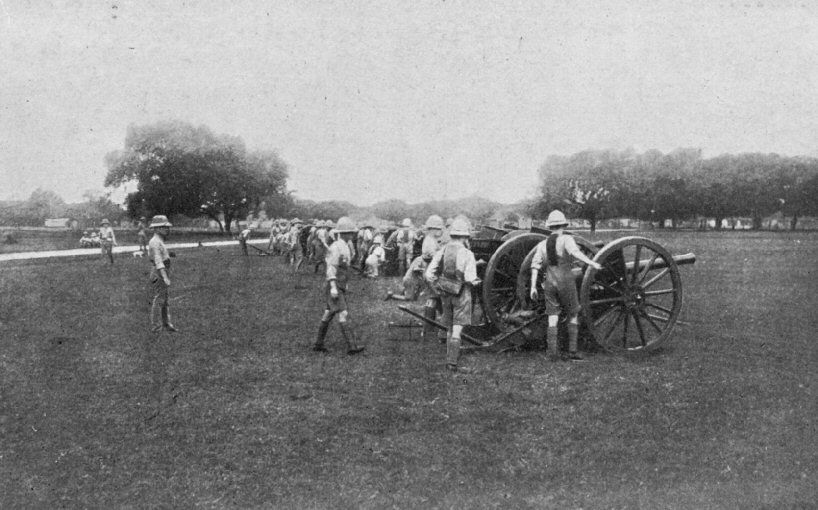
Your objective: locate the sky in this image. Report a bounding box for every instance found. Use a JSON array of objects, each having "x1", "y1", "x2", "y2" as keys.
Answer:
[{"x1": 2, "y1": 0, "x2": 817, "y2": 206}]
